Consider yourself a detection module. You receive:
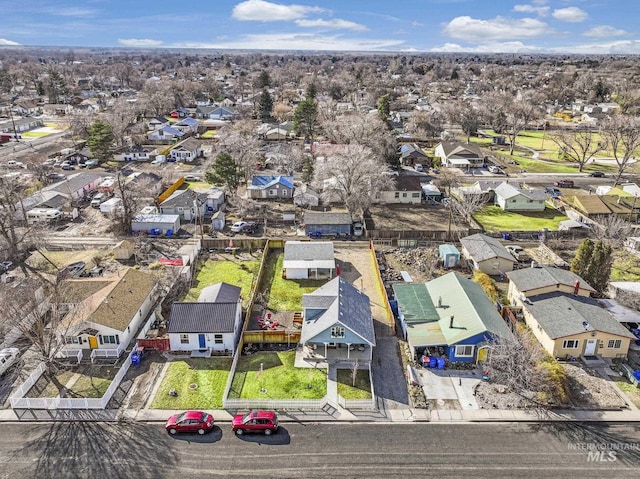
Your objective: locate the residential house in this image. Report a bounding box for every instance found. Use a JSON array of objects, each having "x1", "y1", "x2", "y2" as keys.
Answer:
[
  {"x1": 201, "y1": 106, "x2": 238, "y2": 121},
  {"x1": 158, "y1": 188, "x2": 208, "y2": 221},
  {"x1": 566, "y1": 195, "x2": 639, "y2": 225},
  {"x1": 506, "y1": 267, "x2": 634, "y2": 359},
  {"x1": 283, "y1": 241, "x2": 335, "y2": 279},
  {"x1": 399, "y1": 143, "x2": 429, "y2": 167},
  {"x1": 169, "y1": 138, "x2": 202, "y2": 162},
  {"x1": 11, "y1": 101, "x2": 39, "y2": 116},
  {"x1": 60, "y1": 269, "x2": 157, "y2": 357},
  {"x1": 170, "y1": 107, "x2": 191, "y2": 119},
  {"x1": 131, "y1": 214, "x2": 181, "y2": 236},
  {"x1": 49, "y1": 171, "x2": 105, "y2": 201},
  {"x1": 300, "y1": 277, "x2": 375, "y2": 362},
  {"x1": 118, "y1": 144, "x2": 157, "y2": 162},
  {"x1": 64, "y1": 148, "x2": 92, "y2": 165},
  {"x1": 453, "y1": 180, "x2": 504, "y2": 203},
  {"x1": 147, "y1": 126, "x2": 185, "y2": 143},
  {"x1": 173, "y1": 117, "x2": 199, "y2": 136},
  {"x1": 376, "y1": 175, "x2": 423, "y2": 205},
  {"x1": 168, "y1": 282, "x2": 243, "y2": 355},
  {"x1": 393, "y1": 272, "x2": 512, "y2": 362},
  {"x1": 125, "y1": 172, "x2": 163, "y2": 197},
  {"x1": 42, "y1": 104, "x2": 73, "y2": 116},
  {"x1": 247, "y1": 175, "x2": 294, "y2": 200},
  {"x1": 148, "y1": 116, "x2": 171, "y2": 131},
  {"x1": 493, "y1": 182, "x2": 547, "y2": 212},
  {"x1": 434, "y1": 141, "x2": 484, "y2": 170},
  {"x1": 1, "y1": 117, "x2": 44, "y2": 133},
  {"x1": 460, "y1": 233, "x2": 517, "y2": 275},
  {"x1": 293, "y1": 184, "x2": 320, "y2": 208},
  {"x1": 303, "y1": 211, "x2": 352, "y2": 237}
]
